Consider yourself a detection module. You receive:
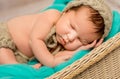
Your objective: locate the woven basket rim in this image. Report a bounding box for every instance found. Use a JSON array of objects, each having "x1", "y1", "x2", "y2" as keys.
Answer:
[{"x1": 46, "y1": 32, "x2": 120, "y2": 79}]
